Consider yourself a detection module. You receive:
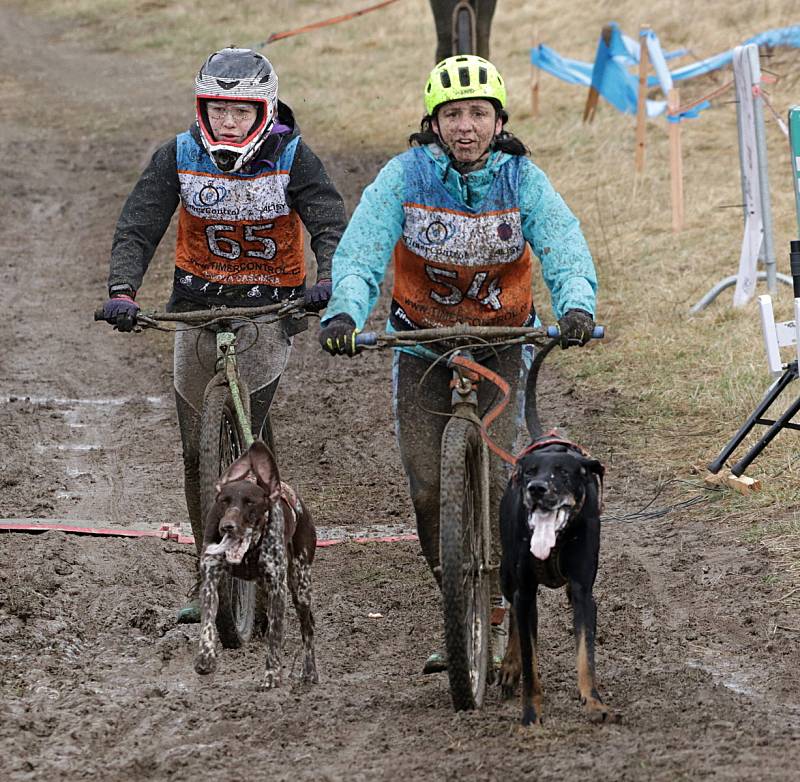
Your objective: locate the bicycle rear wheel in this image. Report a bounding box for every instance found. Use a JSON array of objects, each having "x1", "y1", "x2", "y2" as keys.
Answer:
[
  {"x1": 439, "y1": 417, "x2": 491, "y2": 711},
  {"x1": 199, "y1": 382, "x2": 256, "y2": 649},
  {"x1": 453, "y1": 2, "x2": 476, "y2": 55}
]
